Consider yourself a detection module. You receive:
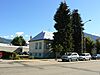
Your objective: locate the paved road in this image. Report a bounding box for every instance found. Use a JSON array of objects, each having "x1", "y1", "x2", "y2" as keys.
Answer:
[{"x1": 0, "y1": 59, "x2": 100, "y2": 75}]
